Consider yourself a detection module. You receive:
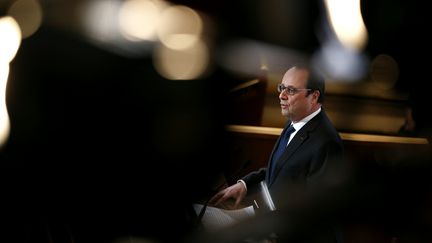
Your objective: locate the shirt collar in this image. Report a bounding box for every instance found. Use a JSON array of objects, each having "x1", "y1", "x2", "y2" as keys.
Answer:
[{"x1": 291, "y1": 107, "x2": 321, "y2": 131}]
